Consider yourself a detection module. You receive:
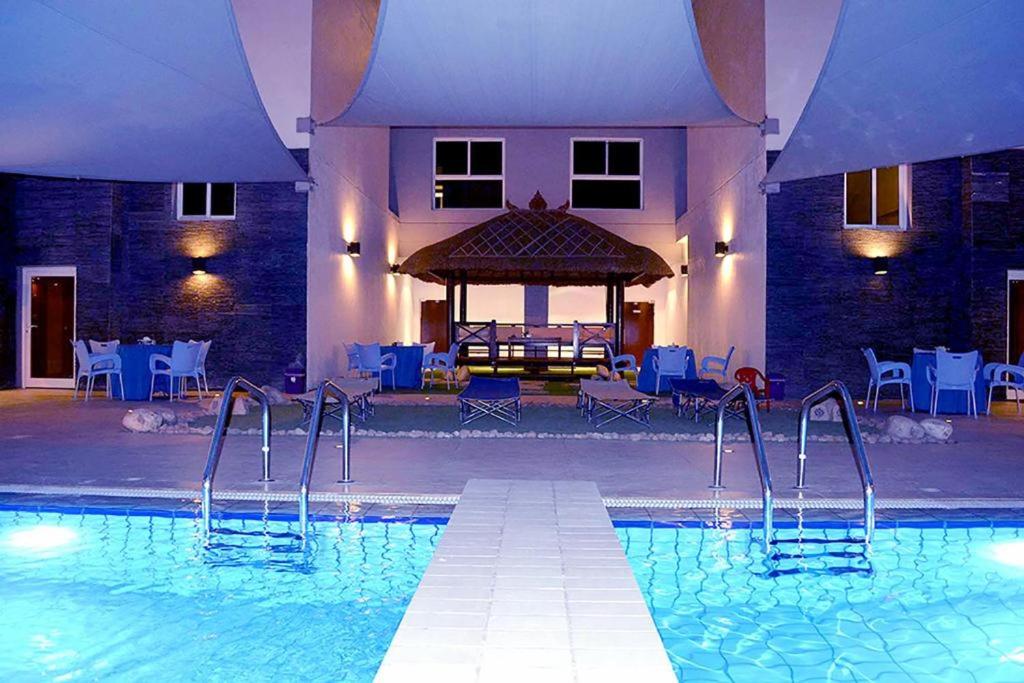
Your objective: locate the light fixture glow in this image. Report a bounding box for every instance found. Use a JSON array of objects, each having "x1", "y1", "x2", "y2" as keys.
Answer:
[
  {"x1": 191, "y1": 256, "x2": 208, "y2": 275},
  {"x1": 714, "y1": 241, "x2": 729, "y2": 258},
  {"x1": 4, "y1": 525, "x2": 78, "y2": 553},
  {"x1": 987, "y1": 540, "x2": 1024, "y2": 568},
  {"x1": 346, "y1": 241, "x2": 361, "y2": 258}
]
